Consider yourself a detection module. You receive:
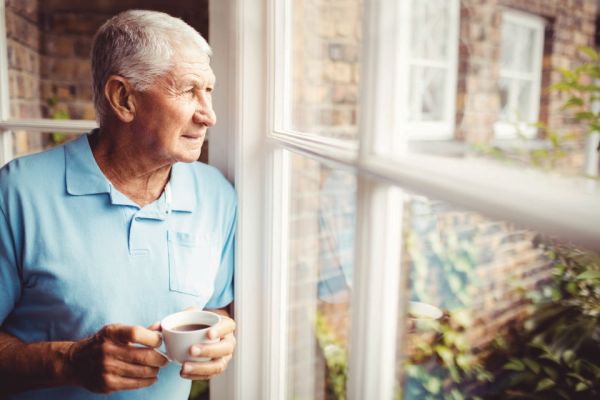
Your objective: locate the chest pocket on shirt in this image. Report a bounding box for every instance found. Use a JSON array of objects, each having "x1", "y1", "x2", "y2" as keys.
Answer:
[{"x1": 167, "y1": 231, "x2": 220, "y2": 297}]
